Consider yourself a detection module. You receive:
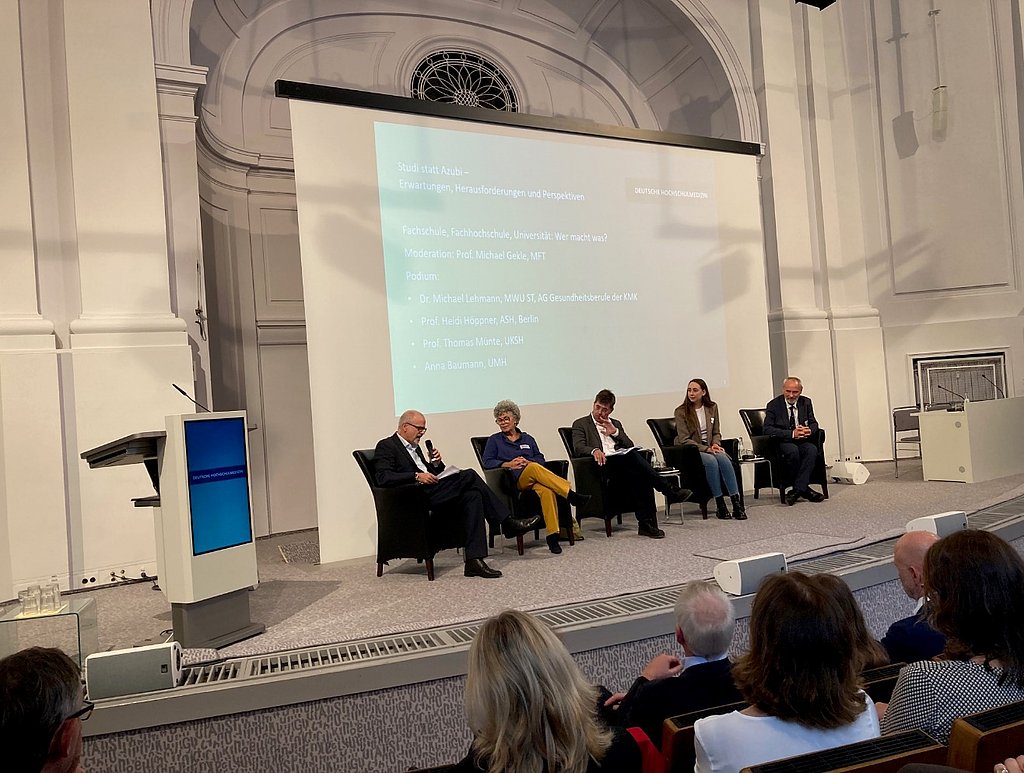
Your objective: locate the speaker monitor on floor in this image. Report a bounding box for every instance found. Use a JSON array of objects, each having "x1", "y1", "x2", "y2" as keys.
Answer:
[
  {"x1": 831, "y1": 461, "x2": 870, "y2": 485},
  {"x1": 713, "y1": 552, "x2": 787, "y2": 596},
  {"x1": 85, "y1": 641, "x2": 183, "y2": 700},
  {"x1": 905, "y1": 511, "x2": 968, "y2": 538}
]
